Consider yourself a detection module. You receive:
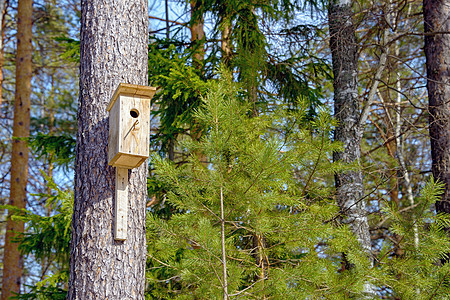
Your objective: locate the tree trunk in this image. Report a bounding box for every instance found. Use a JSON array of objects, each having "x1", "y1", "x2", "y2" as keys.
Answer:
[
  {"x1": 190, "y1": 0, "x2": 204, "y2": 70},
  {"x1": 221, "y1": 21, "x2": 232, "y2": 65},
  {"x1": 329, "y1": 0, "x2": 371, "y2": 255},
  {"x1": 0, "y1": 0, "x2": 8, "y2": 112},
  {"x1": 1, "y1": 0, "x2": 32, "y2": 298},
  {"x1": 68, "y1": 0, "x2": 148, "y2": 298},
  {"x1": 424, "y1": 0, "x2": 450, "y2": 216},
  {"x1": 165, "y1": 0, "x2": 169, "y2": 40},
  {"x1": 329, "y1": 2, "x2": 378, "y2": 296},
  {"x1": 189, "y1": 0, "x2": 207, "y2": 164}
]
